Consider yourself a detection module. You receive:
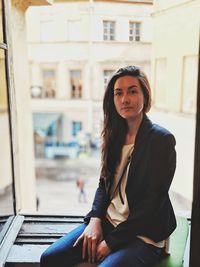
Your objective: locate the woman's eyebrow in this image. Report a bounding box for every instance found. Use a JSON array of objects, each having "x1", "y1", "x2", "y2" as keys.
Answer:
[
  {"x1": 114, "y1": 85, "x2": 138, "y2": 91},
  {"x1": 127, "y1": 85, "x2": 138, "y2": 90}
]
